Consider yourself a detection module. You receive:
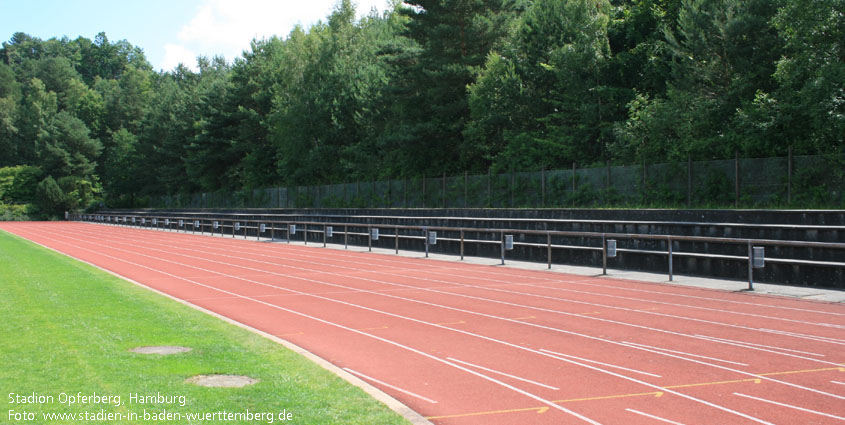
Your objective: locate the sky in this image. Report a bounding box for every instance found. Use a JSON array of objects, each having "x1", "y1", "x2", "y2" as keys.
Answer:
[{"x1": 0, "y1": 0, "x2": 393, "y2": 72}]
